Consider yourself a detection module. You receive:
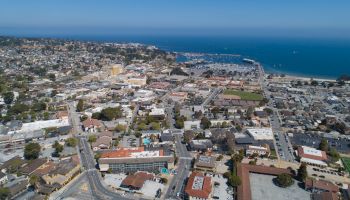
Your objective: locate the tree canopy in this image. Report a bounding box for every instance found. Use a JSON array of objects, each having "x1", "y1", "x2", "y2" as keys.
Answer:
[
  {"x1": 24, "y1": 142, "x2": 41, "y2": 160},
  {"x1": 275, "y1": 173, "x2": 294, "y2": 188}
]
